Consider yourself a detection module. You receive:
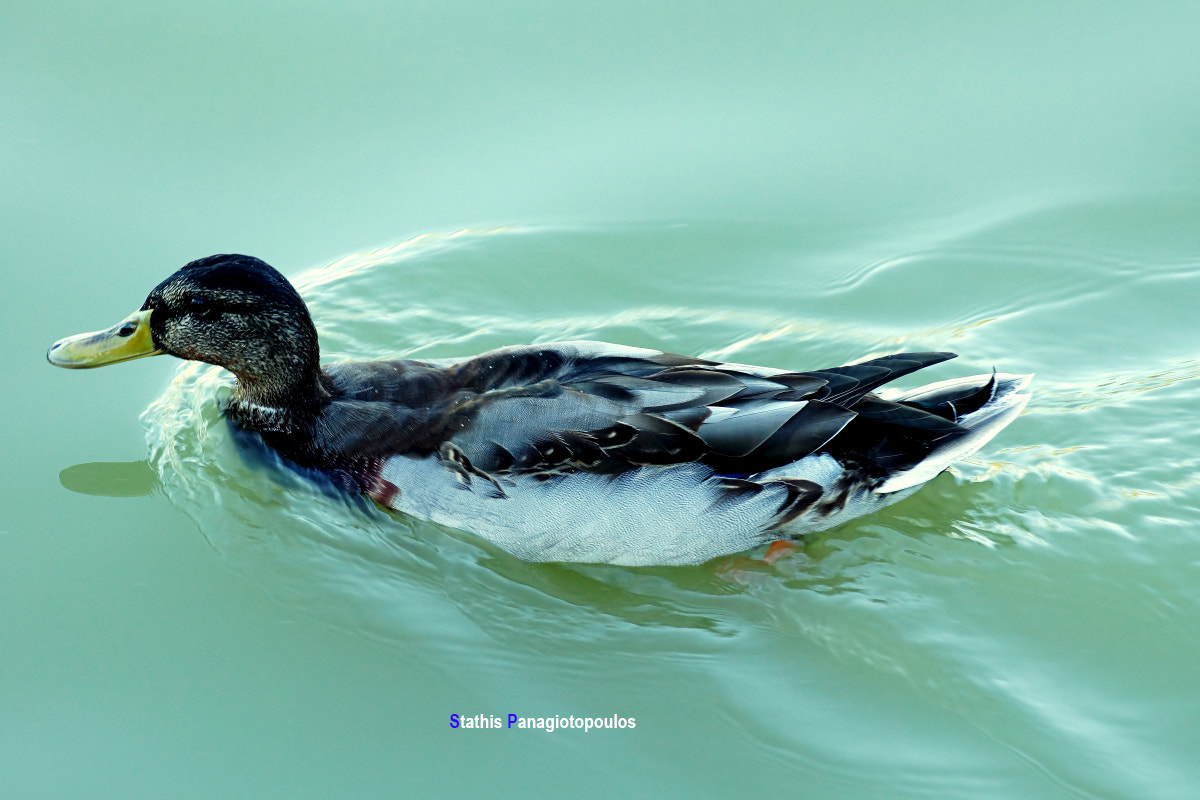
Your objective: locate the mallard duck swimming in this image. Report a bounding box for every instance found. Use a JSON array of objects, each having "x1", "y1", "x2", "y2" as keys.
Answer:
[{"x1": 48, "y1": 254, "x2": 1031, "y2": 565}]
